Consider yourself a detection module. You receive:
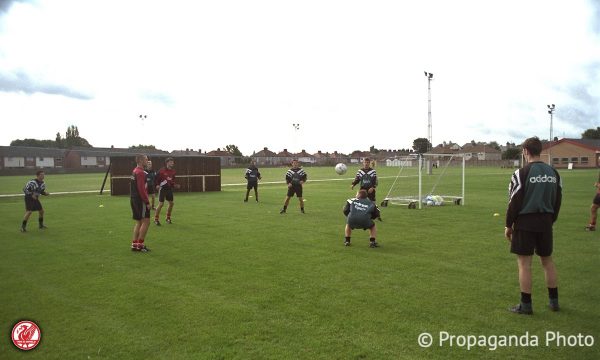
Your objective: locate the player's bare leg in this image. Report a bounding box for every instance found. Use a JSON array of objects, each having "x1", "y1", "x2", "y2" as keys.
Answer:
[
  {"x1": 154, "y1": 202, "x2": 164, "y2": 225},
  {"x1": 344, "y1": 224, "x2": 352, "y2": 246},
  {"x1": 38, "y1": 208, "x2": 46, "y2": 229},
  {"x1": 541, "y1": 256, "x2": 559, "y2": 311},
  {"x1": 280, "y1": 196, "x2": 291, "y2": 214},
  {"x1": 21, "y1": 211, "x2": 32, "y2": 232},
  {"x1": 166, "y1": 201, "x2": 174, "y2": 223},
  {"x1": 510, "y1": 255, "x2": 533, "y2": 314},
  {"x1": 586, "y1": 203, "x2": 598, "y2": 231},
  {"x1": 368, "y1": 225, "x2": 378, "y2": 248}
]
